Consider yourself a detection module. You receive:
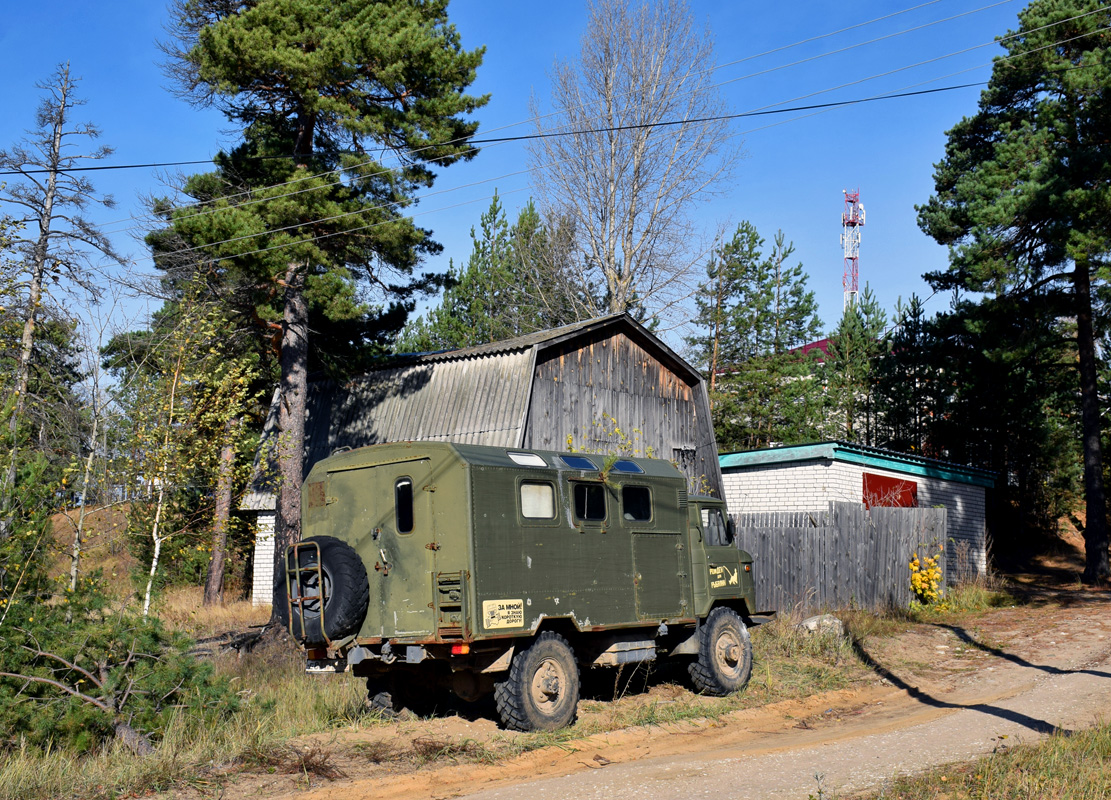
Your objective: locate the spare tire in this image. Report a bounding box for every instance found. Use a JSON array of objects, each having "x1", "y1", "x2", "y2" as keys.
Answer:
[{"x1": 288, "y1": 535, "x2": 370, "y2": 645}]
